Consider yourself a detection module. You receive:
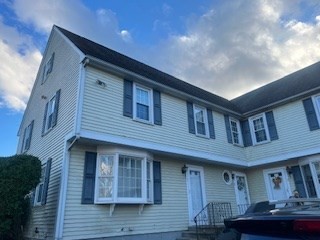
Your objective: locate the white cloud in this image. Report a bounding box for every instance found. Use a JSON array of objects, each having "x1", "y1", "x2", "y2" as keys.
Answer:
[
  {"x1": 150, "y1": 0, "x2": 320, "y2": 99},
  {"x1": 0, "y1": 19, "x2": 42, "y2": 112}
]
